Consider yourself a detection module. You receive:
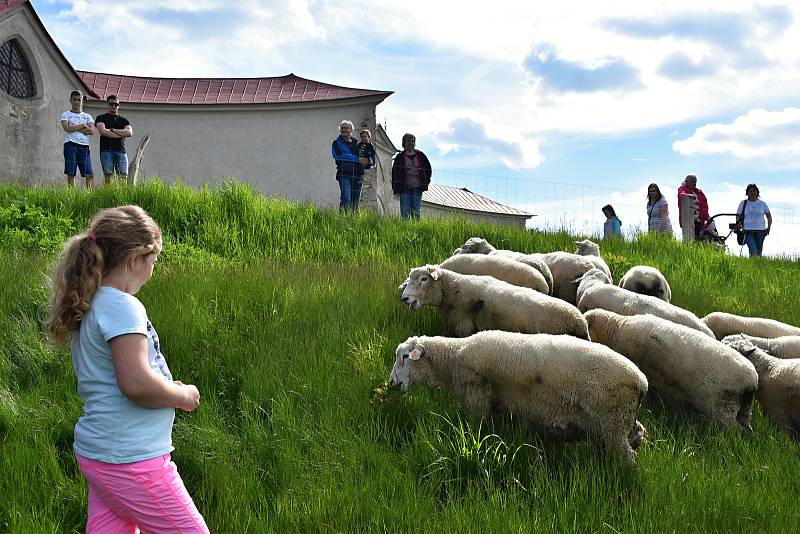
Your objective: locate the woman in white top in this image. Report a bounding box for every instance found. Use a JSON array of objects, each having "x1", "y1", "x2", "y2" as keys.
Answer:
[
  {"x1": 736, "y1": 183, "x2": 772, "y2": 257},
  {"x1": 647, "y1": 183, "x2": 673, "y2": 235}
]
